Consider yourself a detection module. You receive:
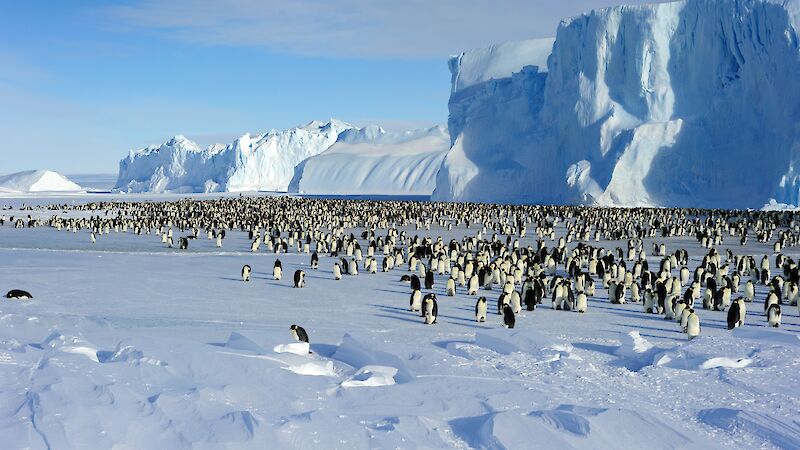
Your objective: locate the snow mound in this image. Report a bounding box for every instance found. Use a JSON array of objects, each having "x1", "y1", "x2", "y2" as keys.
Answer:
[
  {"x1": 474, "y1": 329, "x2": 576, "y2": 364},
  {"x1": 0, "y1": 170, "x2": 83, "y2": 193},
  {"x1": 698, "y1": 408, "x2": 800, "y2": 449},
  {"x1": 653, "y1": 336, "x2": 754, "y2": 371},
  {"x1": 340, "y1": 365, "x2": 398, "y2": 387},
  {"x1": 329, "y1": 334, "x2": 413, "y2": 383},
  {"x1": 114, "y1": 120, "x2": 353, "y2": 193},
  {"x1": 283, "y1": 360, "x2": 337, "y2": 377},
  {"x1": 273, "y1": 342, "x2": 310, "y2": 355},
  {"x1": 288, "y1": 126, "x2": 450, "y2": 196},
  {"x1": 434, "y1": 0, "x2": 800, "y2": 208}
]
